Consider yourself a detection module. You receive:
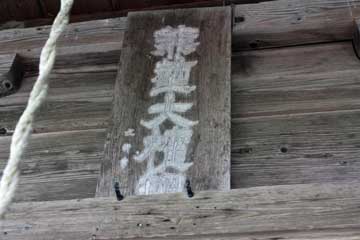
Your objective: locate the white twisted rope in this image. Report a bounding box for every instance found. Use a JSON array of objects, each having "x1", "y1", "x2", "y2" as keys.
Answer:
[{"x1": 0, "y1": 0, "x2": 74, "y2": 218}]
